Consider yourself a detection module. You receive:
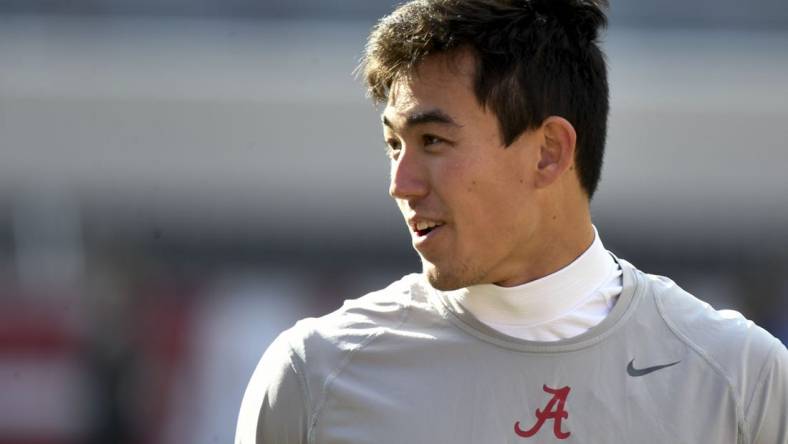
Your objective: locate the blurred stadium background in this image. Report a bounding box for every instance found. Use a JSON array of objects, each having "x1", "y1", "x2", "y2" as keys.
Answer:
[{"x1": 0, "y1": 0, "x2": 786, "y2": 443}]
